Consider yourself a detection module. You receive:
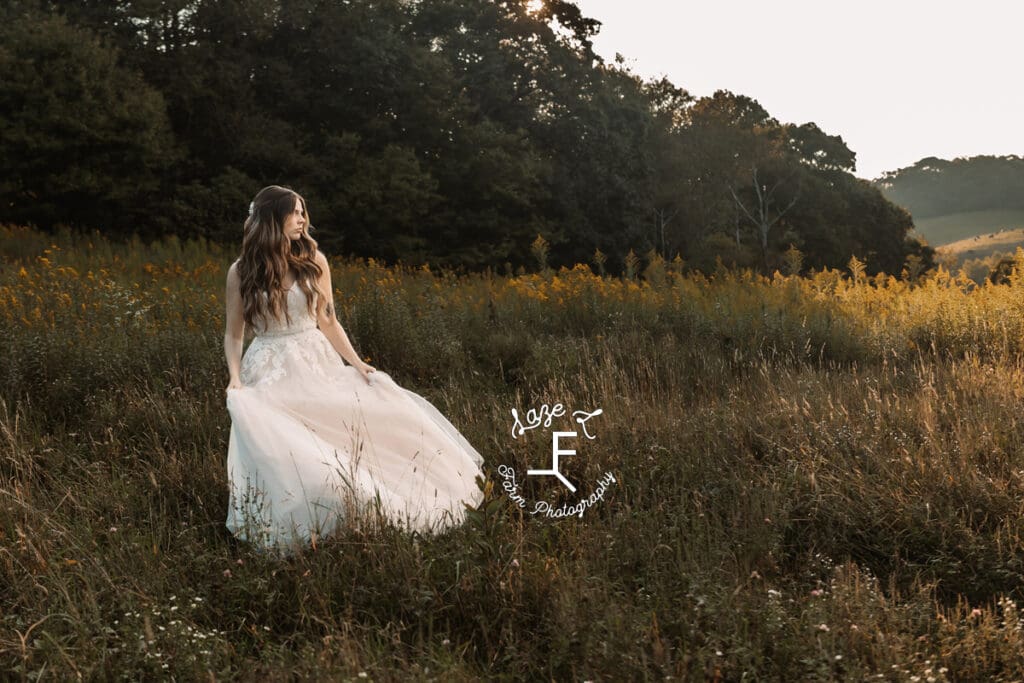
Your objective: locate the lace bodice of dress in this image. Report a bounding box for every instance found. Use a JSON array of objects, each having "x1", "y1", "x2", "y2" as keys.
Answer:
[{"x1": 252, "y1": 285, "x2": 319, "y2": 338}]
